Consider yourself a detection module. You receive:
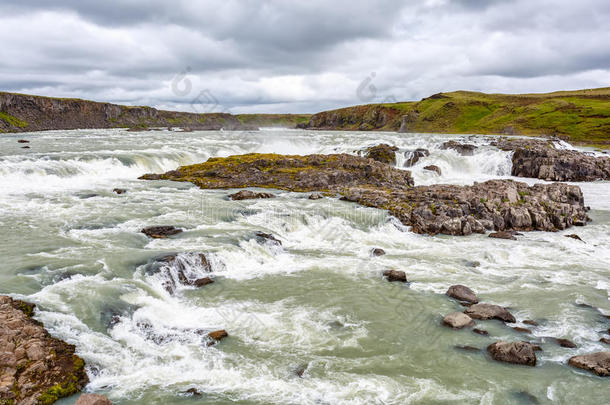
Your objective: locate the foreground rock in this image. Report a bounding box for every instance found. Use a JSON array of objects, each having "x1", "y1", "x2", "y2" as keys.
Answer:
[
  {"x1": 465, "y1": 303, "x2": 516, "y2": 323},
  {"x1": 442, "y1": 312, "x2": 475, "y2": 329},
  {"x1": 383, "y1": 270, "x2": 407, "y2": 283},
  {"x1": 141, "y1": 226, "x2": 183, "y2": 239},
  {"x1": 487, "y1": 341, "x2": 537, "y2": 366},
  {"x1": 229, "y1": 190, "x2": 274, "y2": 200},
  {"x1": 75, "y1": 393, "x2": 113, "y2": 405},
  {"x1": 365, "y1": 144, "x2": 398, "y2": 165},
  {"x1": 568, "y1": 352, "x2": 610, "y2": 376},
  {"x1": 0, "y1": 296, "x2": 89, "y2": 404},
  {"x1": 446, "y1": 285, "x2": 479, "y2": 304},
  {"x1": 141, "y1": 153, "x2": 590, "y2": 236},
  {"x1": 493, "y1": 138, "x2": 610, "y2": 181}
]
